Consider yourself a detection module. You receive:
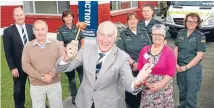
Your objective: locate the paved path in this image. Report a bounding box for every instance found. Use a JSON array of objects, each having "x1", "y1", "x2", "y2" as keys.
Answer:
[{"x1": 63, "y1": 38, "x2": 214, "y2": 108}]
